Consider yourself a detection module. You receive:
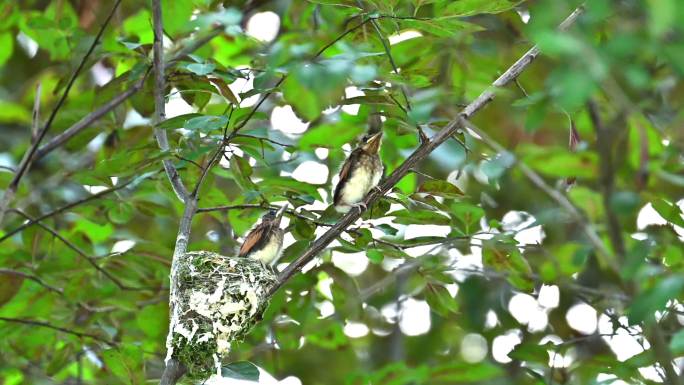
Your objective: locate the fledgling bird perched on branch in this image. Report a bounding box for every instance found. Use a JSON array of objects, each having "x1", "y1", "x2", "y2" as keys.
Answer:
[
  {"x1": 238, "y1": 205, "x2": 287, "y2": 267},
  {"x1": 333, "y1": 114, "x2": 384, "y2": 213}
]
